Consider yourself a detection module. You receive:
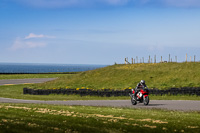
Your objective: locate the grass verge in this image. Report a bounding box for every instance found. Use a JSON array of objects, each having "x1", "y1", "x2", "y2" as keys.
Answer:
[
  {"x1": 0, "y1": 85, "x2": 200, "y2": 100},
  {"x1": 33, "y1": 62, "x2": 200, "y2": 90},
  {"x1": 0, "y1": 103, "x2": 199, "y2": 133}
]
